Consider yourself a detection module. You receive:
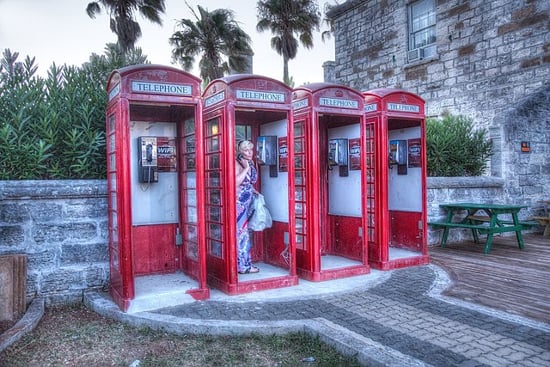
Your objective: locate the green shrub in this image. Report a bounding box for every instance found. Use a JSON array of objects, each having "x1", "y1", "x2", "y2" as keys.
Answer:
[
  {"x1": 0, "y1": 50, "x2": 106, "y2": 179},
  {"x1": 426, "y1": 115, "x2": 492, "y2": 177},
  {"x1": 0, "y1": 45, "x2": 148, "y2": 180}
]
